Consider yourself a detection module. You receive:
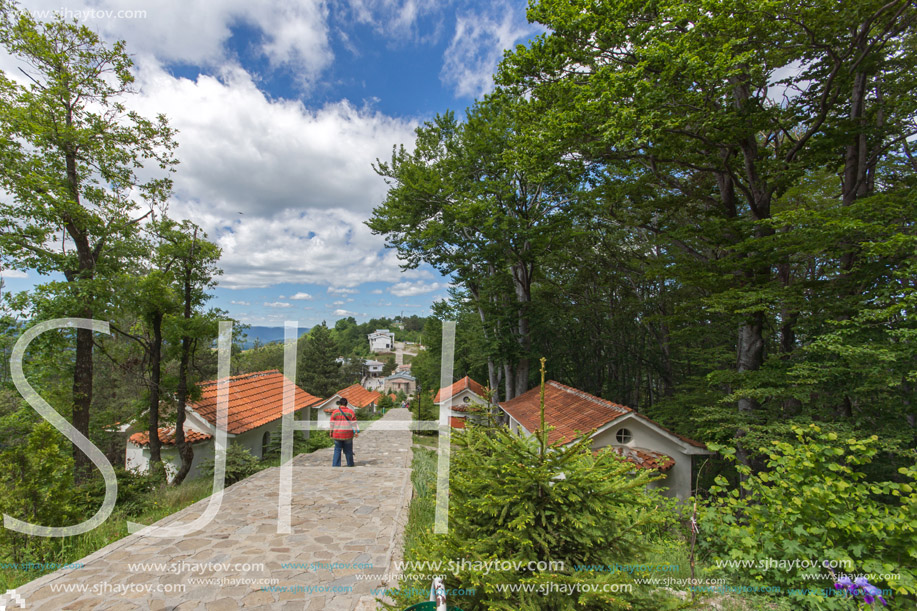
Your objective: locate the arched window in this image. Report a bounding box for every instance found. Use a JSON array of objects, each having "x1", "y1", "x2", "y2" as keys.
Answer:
[{"x1": 615, "y1": 428, "x2": 632, "y2": 444}]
